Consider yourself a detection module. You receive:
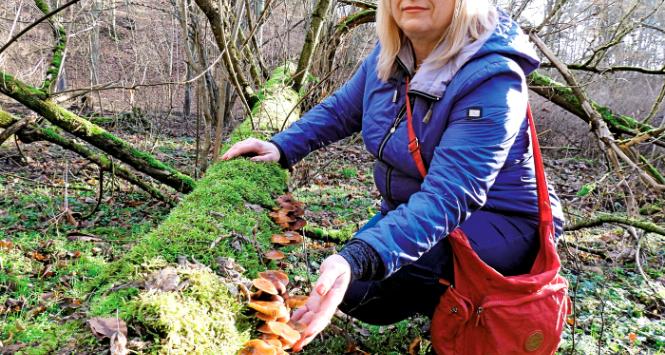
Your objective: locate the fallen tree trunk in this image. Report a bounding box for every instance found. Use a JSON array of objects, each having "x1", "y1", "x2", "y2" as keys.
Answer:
[
  {"x1": 0, "y1": 107, "x2": 175, "y2": 205},
  {"x1": 0, "y1": 72, "x2": 196, "y2": 193},
  {"x1": 19, "y1": 65, "x2": 301, "y2": 354}
]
